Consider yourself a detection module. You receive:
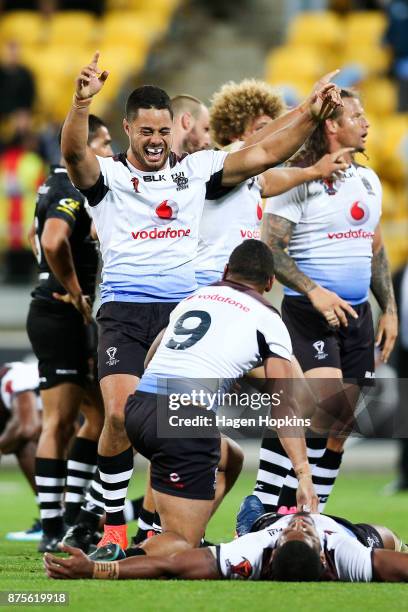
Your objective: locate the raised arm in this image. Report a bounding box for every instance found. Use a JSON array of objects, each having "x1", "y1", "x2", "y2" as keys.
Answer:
[
  {"x1": 260, "y1": 148, "x2": 353, "y2": 198},
  {"x1": 44, "y1": 544, "x2": 220, "y2": 580},
  {"x1": 243, "y1": 70, "x2": 341, "y2": 149},
  {"x1": 222, "y1": 82, "x2": 342, "y2": 186},
  {"x1": 61, "y1": 52, "x2": 108, "y2": 189},
  {"x1": 370, "y1": 224, "x2": 398, "y2": 363}
]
